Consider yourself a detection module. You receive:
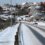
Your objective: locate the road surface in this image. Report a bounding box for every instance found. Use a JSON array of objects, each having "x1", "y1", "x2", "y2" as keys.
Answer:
[
  {"x1": 0, "y1": 22, "x2": 45, "y2": 45},
  {"x1": 18, "y1": 22, "x2": 45, "y2": 45}
]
